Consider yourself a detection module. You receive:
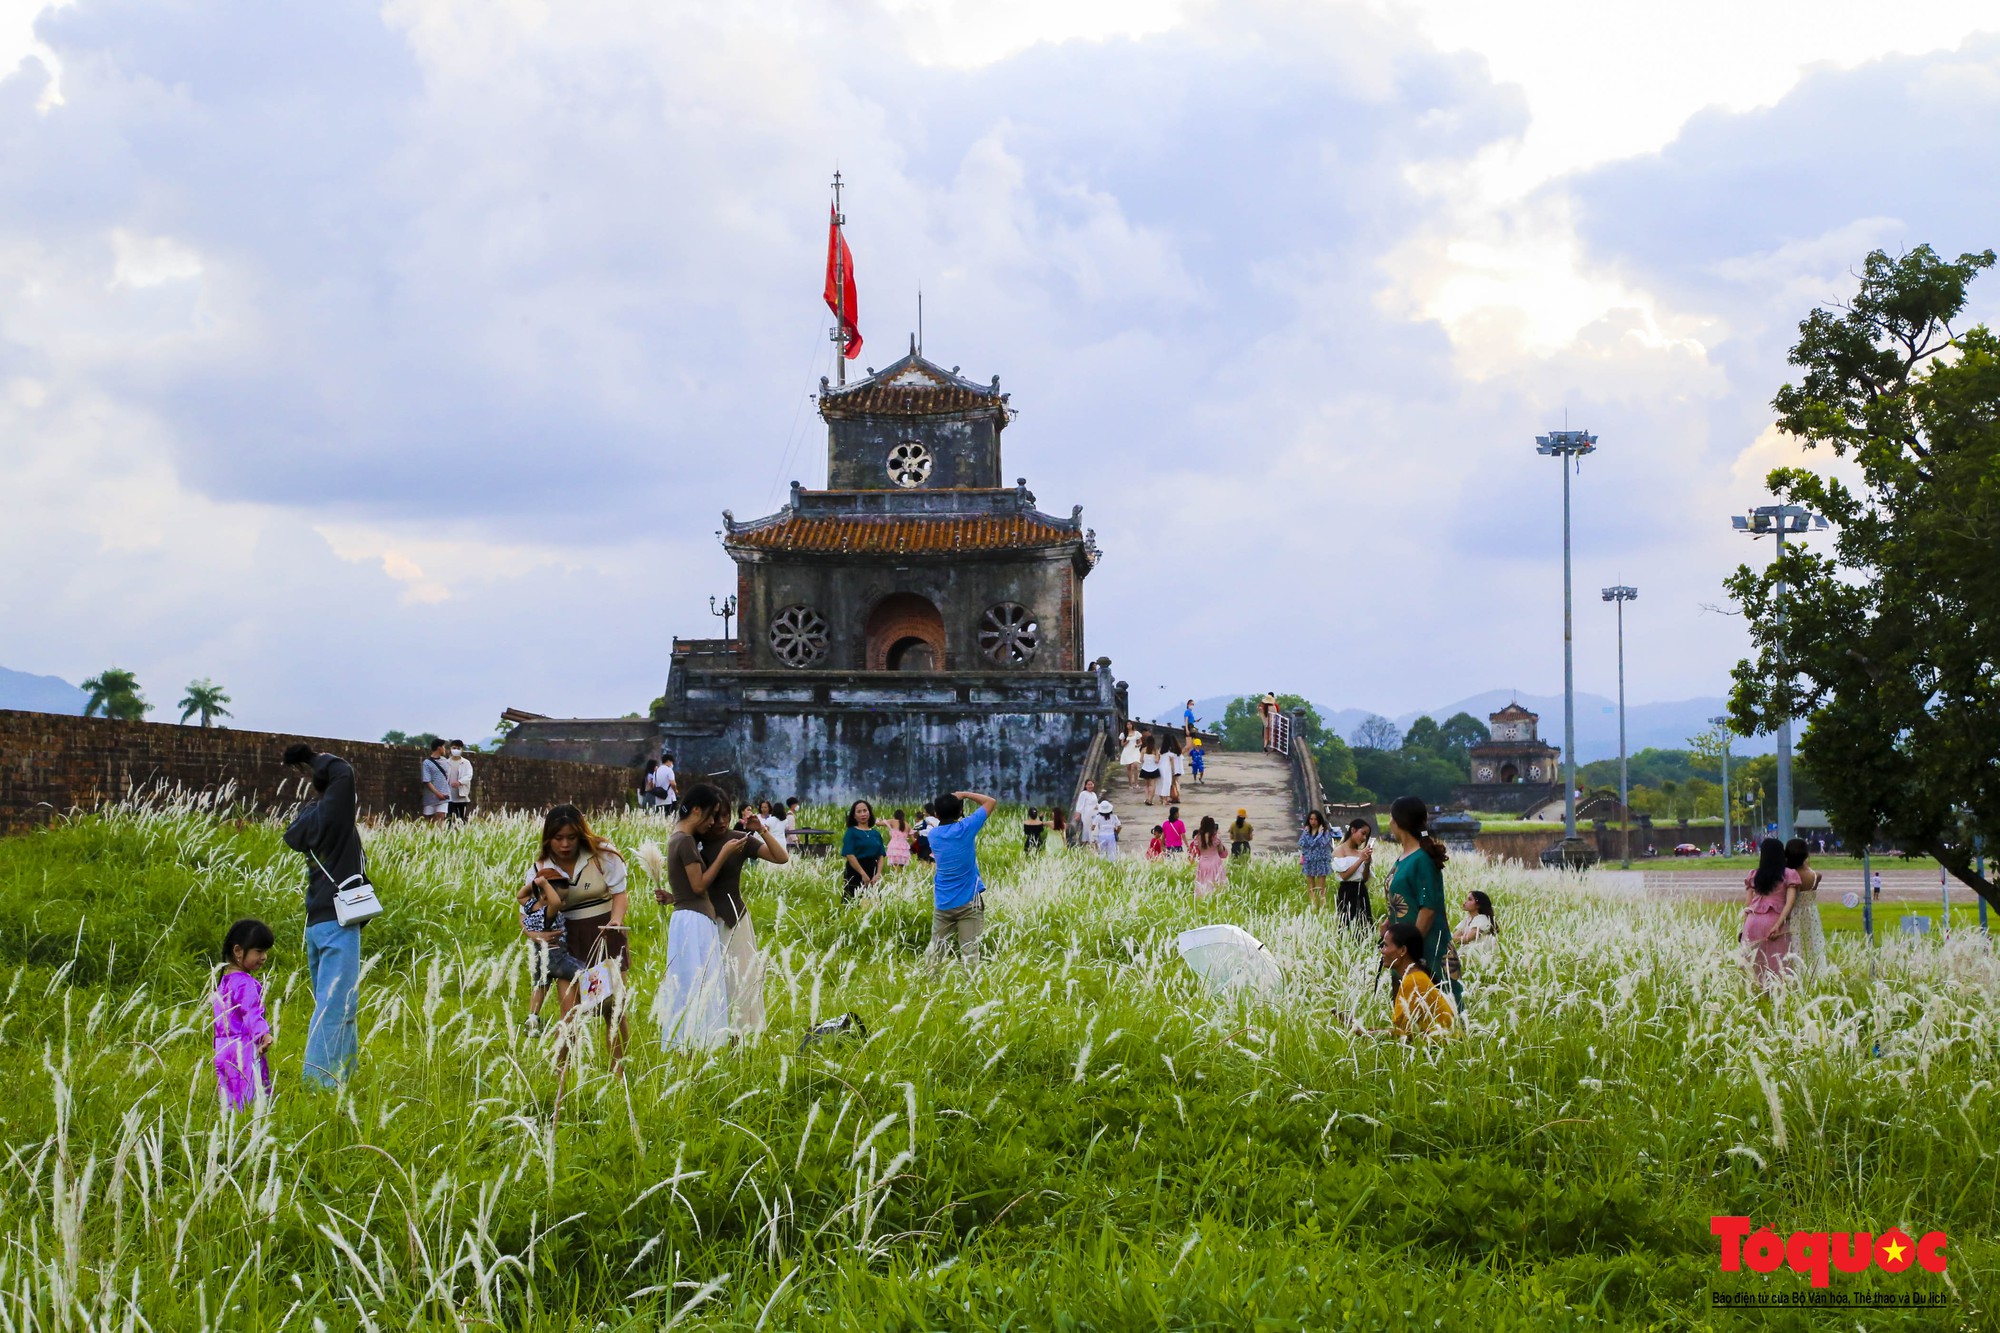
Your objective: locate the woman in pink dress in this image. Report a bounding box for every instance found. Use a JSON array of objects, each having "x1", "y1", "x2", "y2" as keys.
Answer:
[
  {"x1": 1741, "y1": 838, "x2": 1797, "y2": 987},
  {"x1": 885, "y1": 810, "x2": 913, "y2": 869},
  {"x1": 1192, "y1": 816, "x2": 1230, "y2": 897},
  {"x1": 214, "y1": 918, "x2": 276, "y2": 1110}
]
